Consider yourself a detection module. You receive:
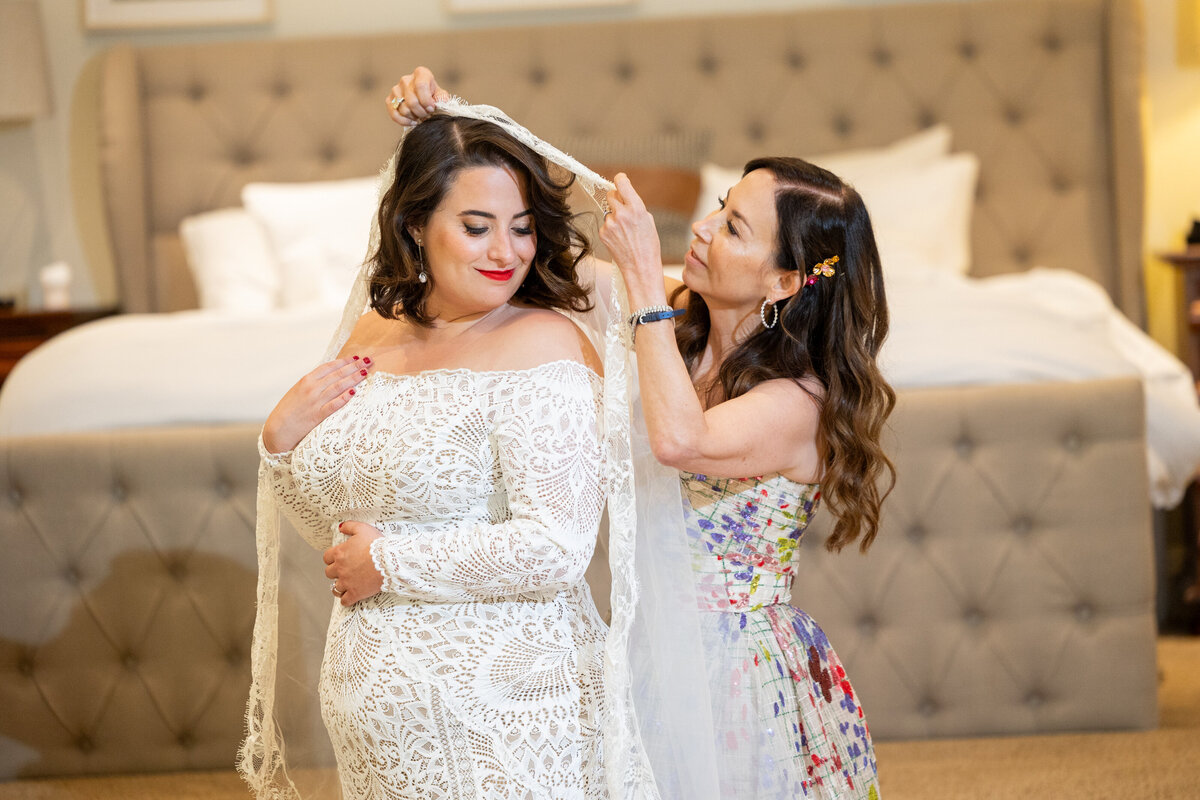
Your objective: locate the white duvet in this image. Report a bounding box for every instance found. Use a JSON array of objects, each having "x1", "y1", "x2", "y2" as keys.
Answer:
[
  {"x1": 2, "y1": 267, "x2": 1198, "y2": 509},
  {"x1": 0, "y1": 306, "x2": 339, "y2": 437},
  {"x1": 881, "y1": 266, "x2": 1200, "y2": 508}
]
